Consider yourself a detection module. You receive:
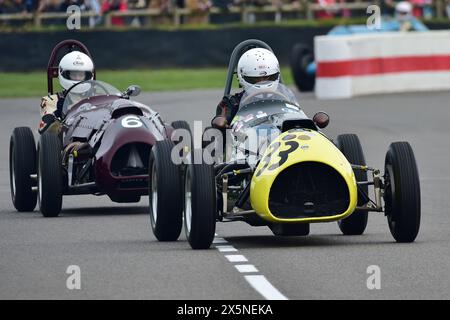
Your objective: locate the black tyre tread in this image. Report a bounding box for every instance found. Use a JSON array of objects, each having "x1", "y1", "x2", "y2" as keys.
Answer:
[
  {"x1": 171, "y1": 120, "x2": 191, "y2": 132},
  {"x1": 385, "y1": 142, "x2": 420, "y2": 243},
  {"x1": 171, "y1": 120, "x2": 192, "y2": 160},
  {"x1": 290, "y1": 43, "x2": 315, "y2": 92},
  {"x1": 336, "y1": 134, "x2": 368, "y2": 235},
  {"x1": 38, "y1": 132, "x2": 63, "y2": 217},
  {"x1": 187, "y1": 151, "x2": 216, "y2": 249},
  {"x1": 10, "y1": 127, "x2": 37, "y2": 211},
  {"x1": 150, "y1": 140, "x2": 183, "y2": 241}
]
